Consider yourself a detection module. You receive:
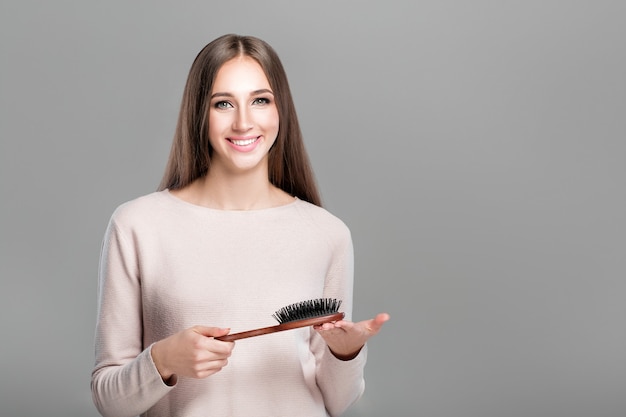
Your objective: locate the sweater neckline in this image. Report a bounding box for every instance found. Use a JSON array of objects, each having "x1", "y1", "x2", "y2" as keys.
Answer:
[{"x1": 161, "y1": 189, "x2": 301, "y2": 214}]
